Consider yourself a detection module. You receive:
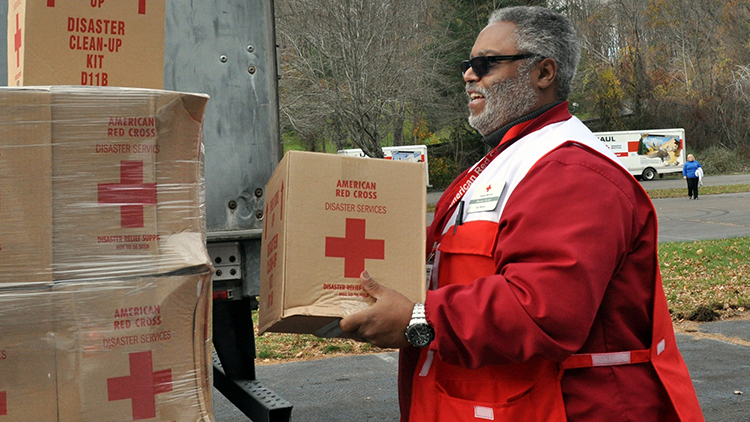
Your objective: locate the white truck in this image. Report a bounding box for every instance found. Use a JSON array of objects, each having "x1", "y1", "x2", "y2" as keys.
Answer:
[
  {"x1": 594, "y1": 128, "x2": 686, "y2": 181},
  {"x1": 338, "y1": 144, "x2": 431, "y2": 187}
]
